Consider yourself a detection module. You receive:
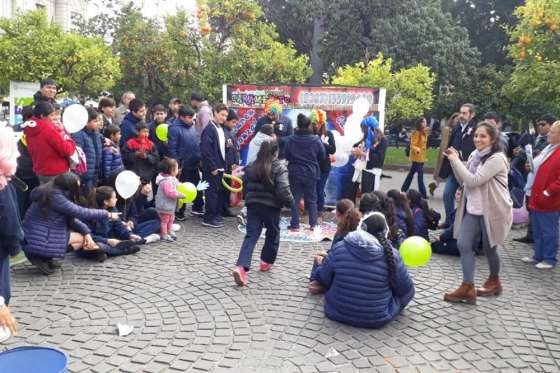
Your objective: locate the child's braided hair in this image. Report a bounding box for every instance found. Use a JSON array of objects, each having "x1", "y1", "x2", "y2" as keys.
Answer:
[{"x1": 360, "y1": 212, "x2": 397, "y2": 291}]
